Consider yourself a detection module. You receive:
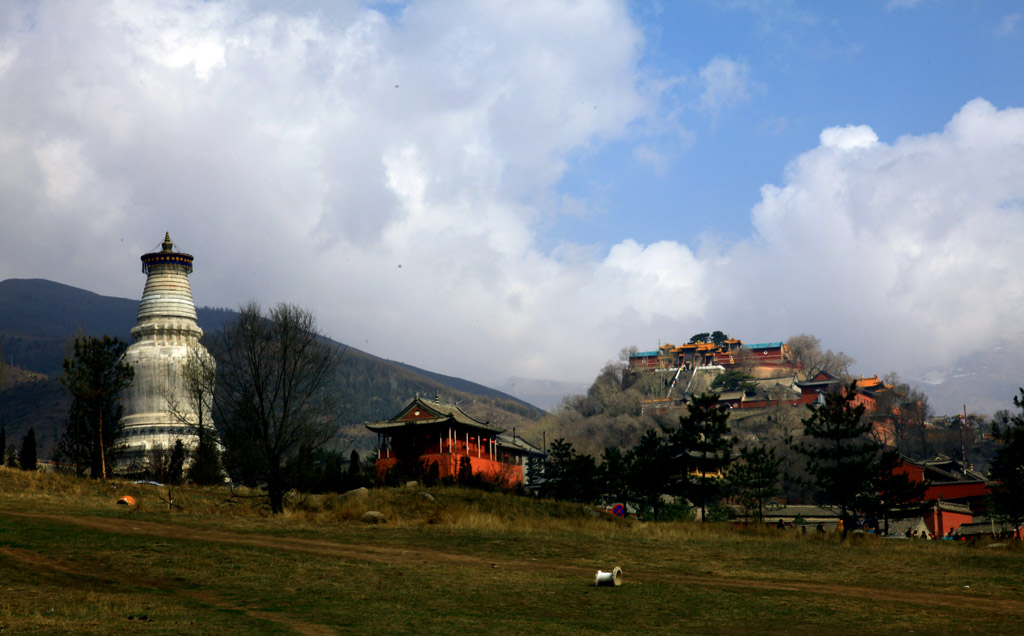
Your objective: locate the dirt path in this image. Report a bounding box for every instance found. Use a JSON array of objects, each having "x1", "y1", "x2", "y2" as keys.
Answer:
[
  {"x1": 0, "y1": 521, "x2": 337, "y2": 636},
  {"x1": 7, "y1": 511, "x2": 1024, "y2": 621}
]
